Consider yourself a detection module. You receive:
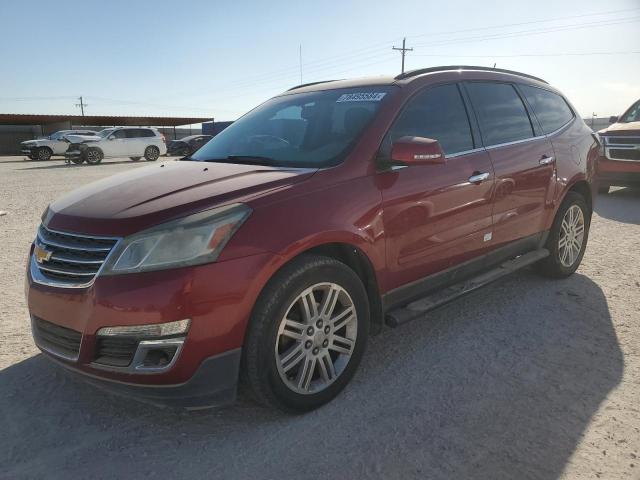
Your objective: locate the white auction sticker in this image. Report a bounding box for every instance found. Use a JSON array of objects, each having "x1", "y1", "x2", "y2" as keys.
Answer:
[{"x1": 336, "y1": 92, "x2": 387, "y2": 102}]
